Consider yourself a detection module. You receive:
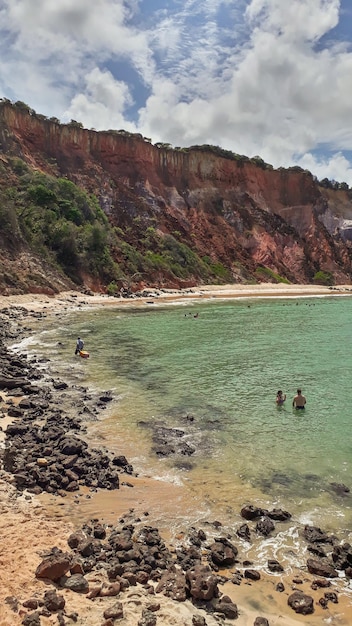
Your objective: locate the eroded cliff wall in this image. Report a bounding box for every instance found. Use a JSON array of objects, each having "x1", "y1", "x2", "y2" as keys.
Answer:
[{"x1": 1, "y1": 102, "x2": 352, "y2": 291}]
